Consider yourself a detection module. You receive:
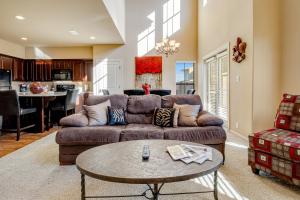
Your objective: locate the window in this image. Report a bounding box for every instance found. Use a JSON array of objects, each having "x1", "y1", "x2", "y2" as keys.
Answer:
[
  {"x1": 204, "y1": 51, "x2": 229, "y2": 127},
  {"x1": 163, "y1": 0, "x2": 181, "y2": 38},
  {"x1": 176, "y1": 62, "x2": 194, "y2": 94},
  {"x1": 137, "y1": 12, "x2": 155, "y2": 56}
]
